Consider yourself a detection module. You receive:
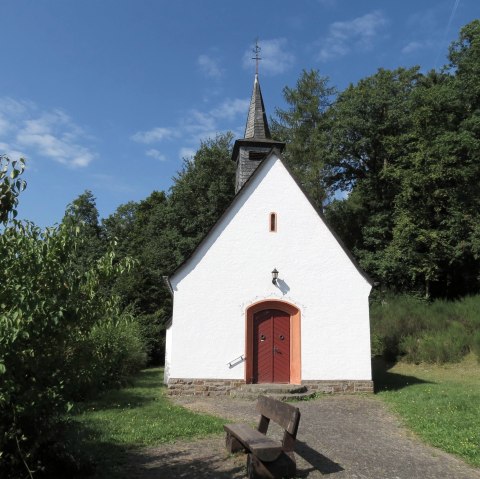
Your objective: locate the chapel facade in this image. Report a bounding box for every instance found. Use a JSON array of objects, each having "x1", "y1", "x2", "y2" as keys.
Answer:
[{"x1": 164, "y1": 73, "x2": 373, "y2": 396}]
